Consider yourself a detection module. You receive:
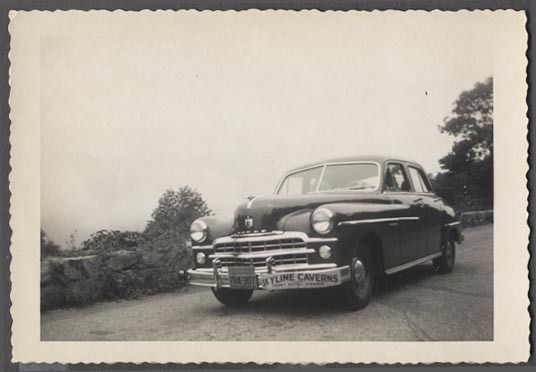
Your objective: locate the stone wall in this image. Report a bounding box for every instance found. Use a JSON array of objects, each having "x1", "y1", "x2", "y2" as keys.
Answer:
[
  {"x1": 41, "y1": 240, "x2": 191, "y2": 312},
  {"x1": 460, "y1": 210, "x2": 493, "y2": 227}
]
